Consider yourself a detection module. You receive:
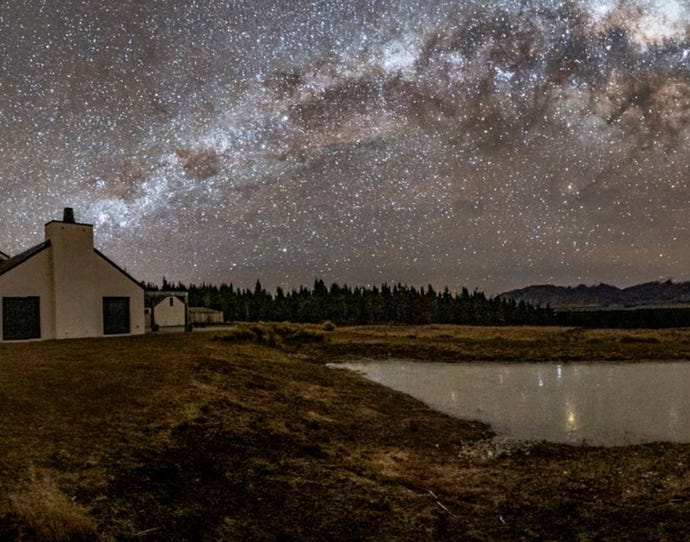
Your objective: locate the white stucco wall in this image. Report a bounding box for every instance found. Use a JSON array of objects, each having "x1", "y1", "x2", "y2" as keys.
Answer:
[
  {"x1": 45, "y1": 222, "x2": 100, "y2": 339},
  {"x1": 0, "y1": 248, "x2": 56, "y2": 340},
  {"x1": 153, "y1": 296, "x2": 186, "y2": 327},
  {"x1": 93, "y1": 252, "x2": 145, "y2": 336}
]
